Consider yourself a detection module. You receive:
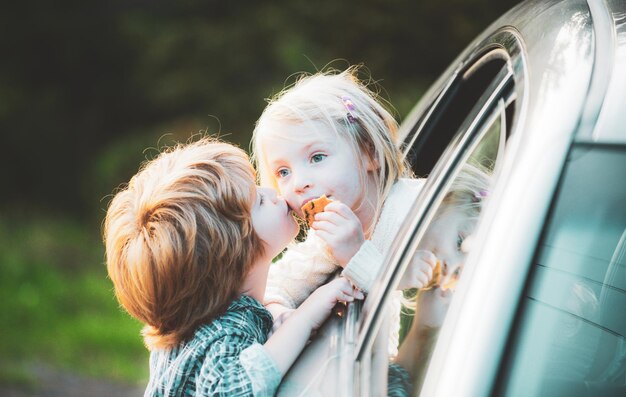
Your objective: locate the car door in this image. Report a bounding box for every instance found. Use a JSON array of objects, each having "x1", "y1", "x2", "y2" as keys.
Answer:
[{"x1": 354, "y1": 37, "x2": 522, "y2": 396}]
